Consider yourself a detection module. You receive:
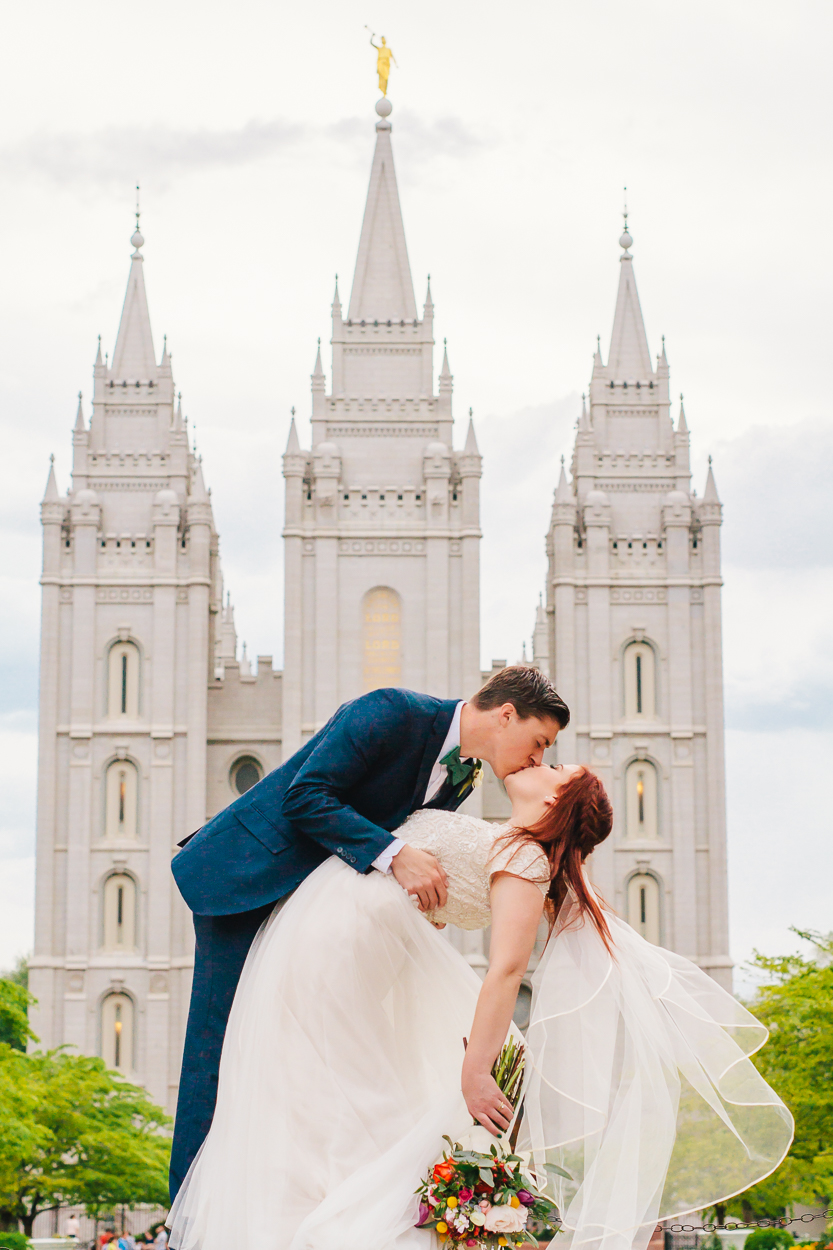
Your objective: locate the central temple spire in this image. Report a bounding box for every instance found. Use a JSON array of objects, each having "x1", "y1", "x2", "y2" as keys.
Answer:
[
  {"x1": 606, "y1": 213, "x2": 653, "y2": 381},
  {"x1": 111, "y1": 223, "x2": 157, "y2": 380},
  {"x1": 348, "y1": 99, "x2": 417, "y2": 323}
]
